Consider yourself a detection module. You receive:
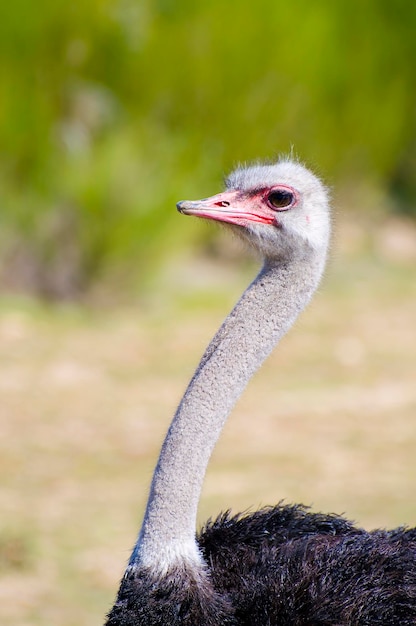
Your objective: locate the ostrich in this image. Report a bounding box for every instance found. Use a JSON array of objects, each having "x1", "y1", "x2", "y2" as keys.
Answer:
[{"x1": 105, "y1": 159, "x2": 416, "y2": 625}]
